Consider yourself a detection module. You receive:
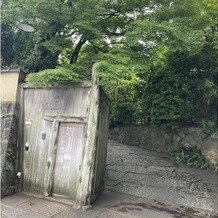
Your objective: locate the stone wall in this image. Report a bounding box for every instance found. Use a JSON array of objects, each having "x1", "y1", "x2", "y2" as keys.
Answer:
[
  {"x1": 1, "y1": 102, "x2": 19, "y2": 197},
  {"x1": 109, "y1": 126, "x2": 218, "y2": 167}
]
